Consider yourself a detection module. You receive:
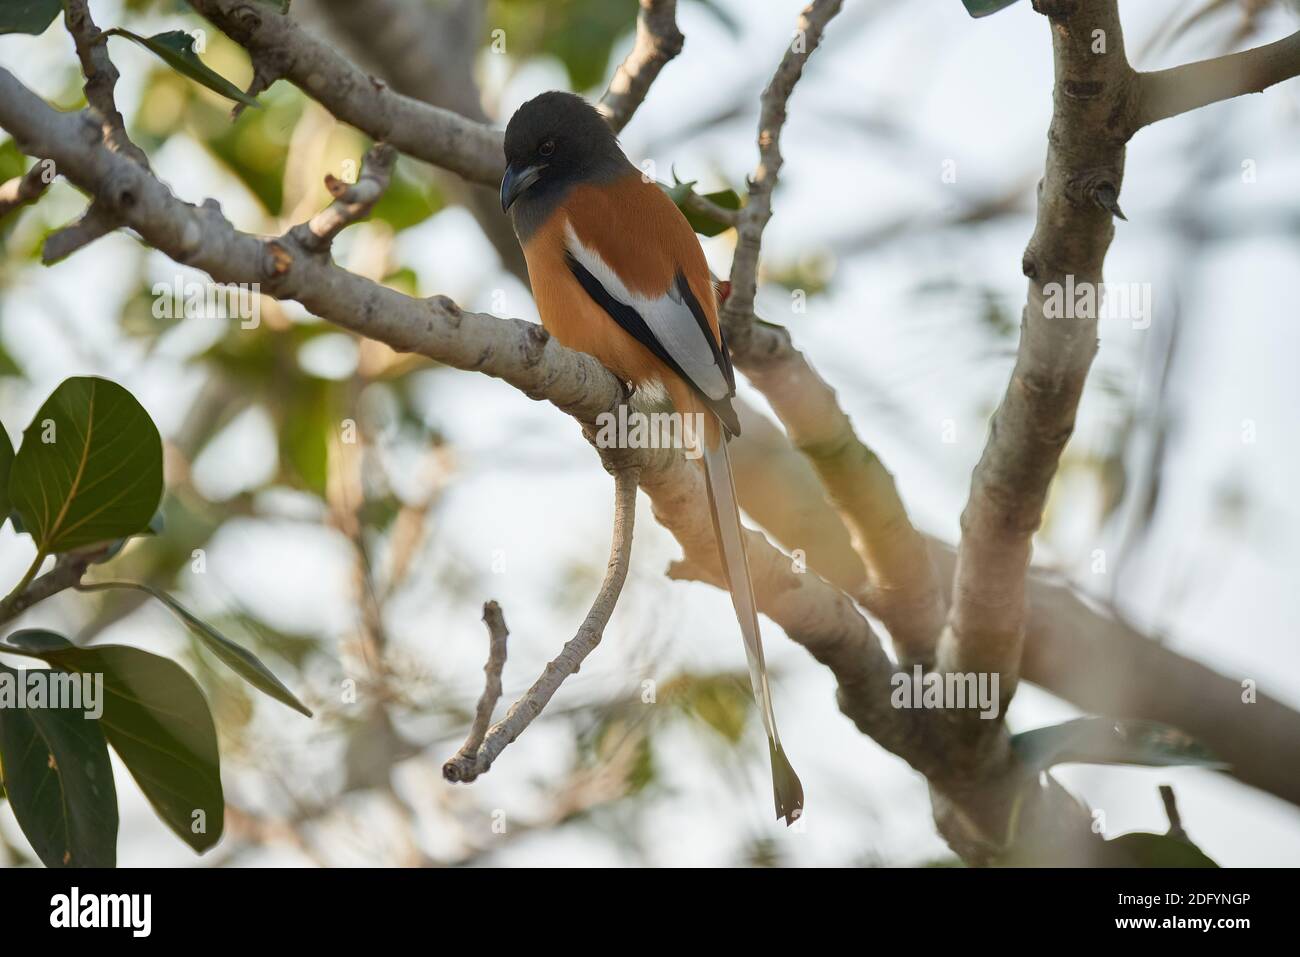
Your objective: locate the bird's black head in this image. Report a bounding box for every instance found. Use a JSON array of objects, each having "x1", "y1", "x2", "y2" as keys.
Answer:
[{"x1": 500, "y1": 92, "x2": 629, "y2": 226}]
